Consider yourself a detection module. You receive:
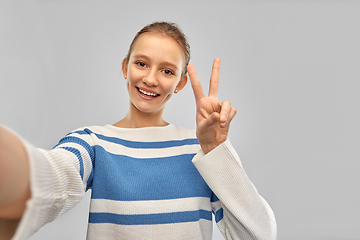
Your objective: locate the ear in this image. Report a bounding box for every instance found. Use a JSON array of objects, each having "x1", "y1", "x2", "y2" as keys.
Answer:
[
  {"x1": 174, "y1": 75, "x2": 188, "y2": 93},
  {"x1": 122, "y1": 58, "x2": 128, "y2": 79}
]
